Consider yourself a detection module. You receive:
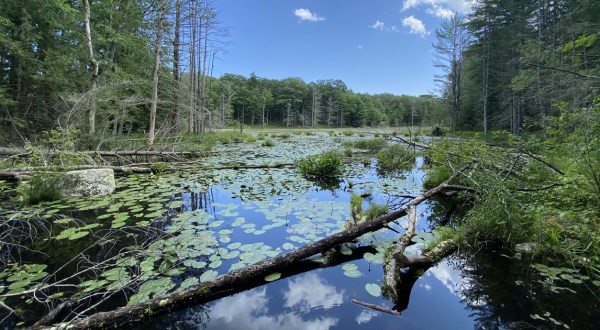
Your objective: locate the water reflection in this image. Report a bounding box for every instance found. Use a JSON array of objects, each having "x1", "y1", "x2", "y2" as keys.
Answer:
[
  {"x1": 206, "y1": 273, "x2": 342, "y2": 330},
  {"x1": 284, "y1": 273, "x2": 344, "y2": 313},
  {"x1": 355, "y1": 310, "x2": 378, "y2": 325}
]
